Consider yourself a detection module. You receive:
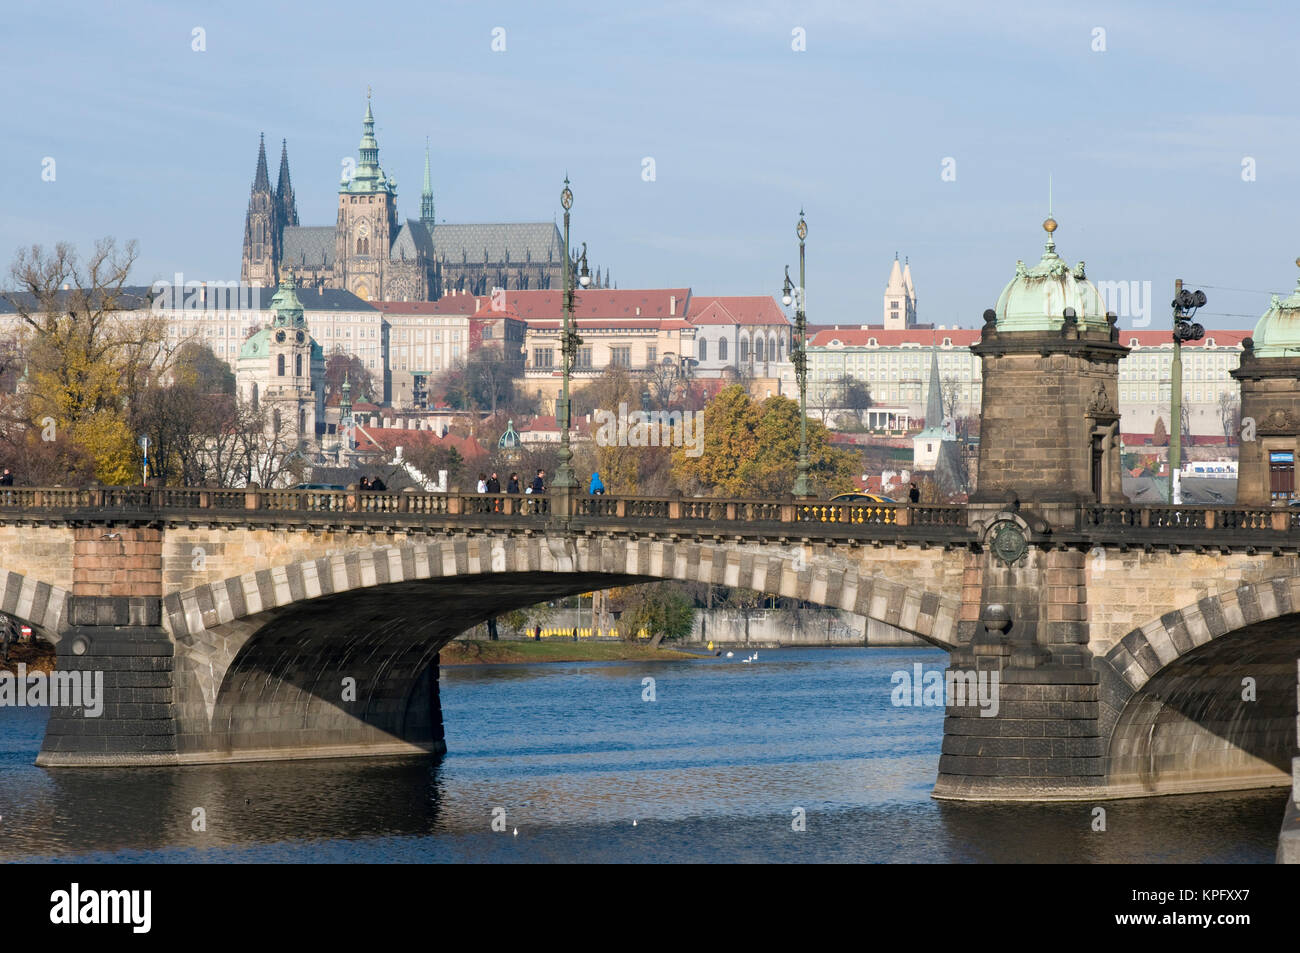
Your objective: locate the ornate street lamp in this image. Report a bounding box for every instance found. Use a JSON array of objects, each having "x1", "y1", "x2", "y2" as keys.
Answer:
[
  {"x1": 553, "y1": 177, "x2": 590, "y2": 497},
  {"x1": 1169, "y1": 280, "x2": 1207, "y2": 503},
  {"x1": 782, "y1": 211, "x2": 812, "y2": 498}
]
